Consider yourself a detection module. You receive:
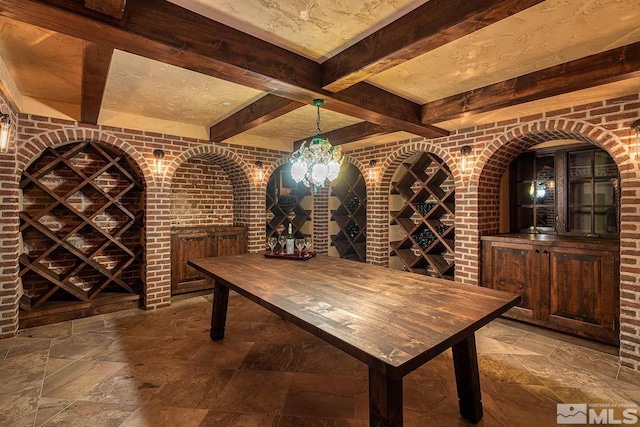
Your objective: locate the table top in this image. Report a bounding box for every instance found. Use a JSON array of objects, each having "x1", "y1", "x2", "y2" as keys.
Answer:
[{"x1": 189, "y1": 254, "x2": 520, "y2": 378}]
